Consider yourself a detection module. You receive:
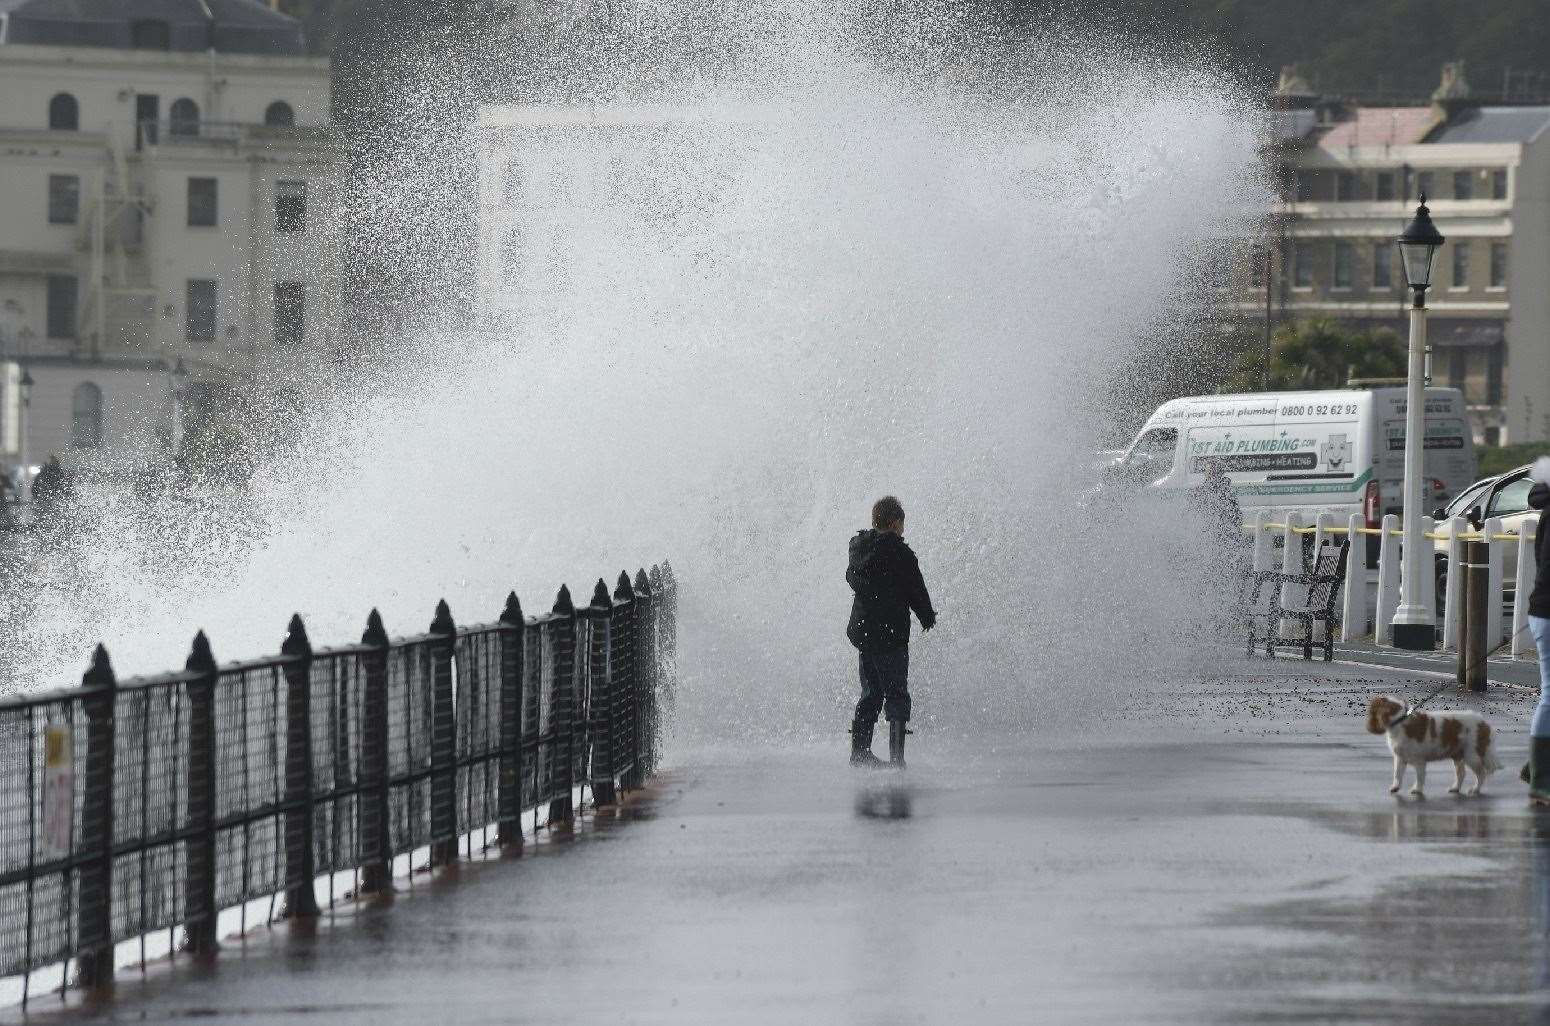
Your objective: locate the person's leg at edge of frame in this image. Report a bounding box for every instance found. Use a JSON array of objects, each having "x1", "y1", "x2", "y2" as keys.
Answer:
[
  {"x1": 851, "y1": 652, "x2": 885, "y2": 767},
  {"x1": 1529, "y1": 616, "x2": 1550, "y2": 803}
]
